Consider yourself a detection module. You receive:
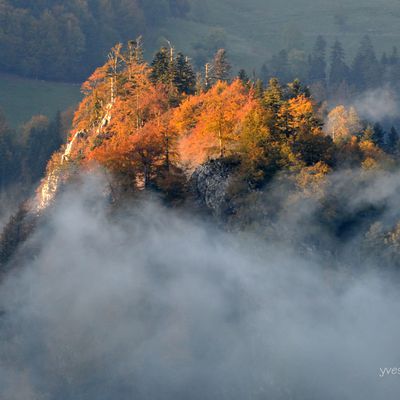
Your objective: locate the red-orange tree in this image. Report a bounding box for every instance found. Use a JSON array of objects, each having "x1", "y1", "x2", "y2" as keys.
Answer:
[{"x1": 172, "y1": 80, "x2": 256, "y2": 166}]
